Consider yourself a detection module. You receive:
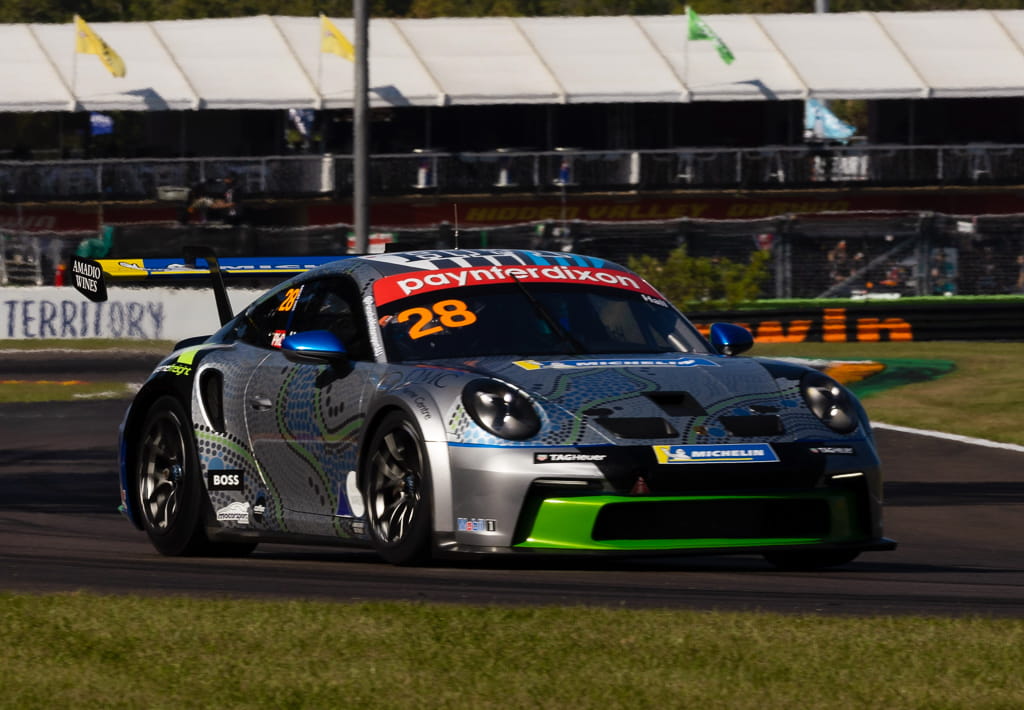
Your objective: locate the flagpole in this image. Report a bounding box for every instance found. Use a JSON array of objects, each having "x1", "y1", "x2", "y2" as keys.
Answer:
[
  {"x1": 316, "y1": 17, "x2": 324, "y2": 100},
  {"x1": 353, "y1": 0, "x2": 369, "y2": 253},
  {"x1": 683, "y1": 13, "x2": 690, "y2": 98}
]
